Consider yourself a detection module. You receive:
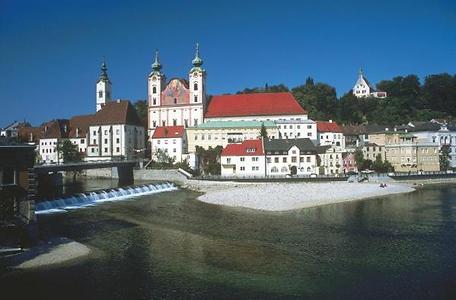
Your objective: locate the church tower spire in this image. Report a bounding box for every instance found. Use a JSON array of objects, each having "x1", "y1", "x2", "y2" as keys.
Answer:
[
  {"x1": 190, "y1": 42, "x2": 204, "y2": 73},
  {"x1": 189, "y1": 42, "x2": 206, "y2": 115},
  {"x1": 96, "y1": 59, "x2": 112, "y2": 112},
  {"x1": 151, "y1": 50, "x2": 162, "y2": 75}
]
